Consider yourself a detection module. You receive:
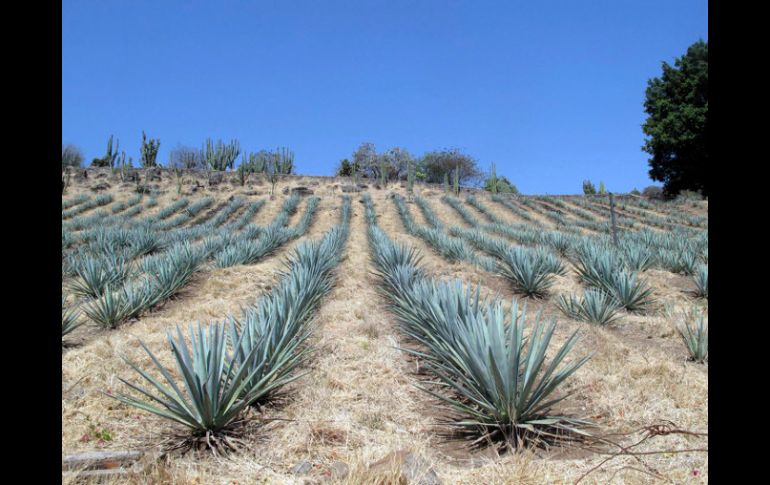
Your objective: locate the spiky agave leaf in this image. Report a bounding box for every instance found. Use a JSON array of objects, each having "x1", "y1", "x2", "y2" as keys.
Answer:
[
  {"x1": 111, "y1": 322, "x2": 269, "y2": 451},
  {"x1": 364, "y1": 200, "x2": 591, "y2": 448},
  {"x1": 62, "y1": 295, "x2": 82, "y2": 340},
  {"x1": 676, "y1": 310, "x2": 708, "y2": 363},
  {"x1": 574, "y1": 249, "x2": 621, "y2": 292},
  {"x1": 496, "y1": 247, "x2": 555, "y2": 298},
  {"x1": 620, "y1": 244, "x2": 655, "y2": 272},
  {"x1": 419, "y1": 300, "x2": 593, "y2": 447},
  {"x1": 608, "y1": 271, "x2": 654, "y2": 313},
  {"x1": 534, "y1": 246, "x2": 567, "y2": 276},
  {"x1": 68, "y1": 254, "x2": 131, "y2": 298},
  {"x1": 82, "y1": 281, "x2": 155, "y2": 328},
  {"x1": 556, "y1": 294, "x2": 584, "y2": 320},
  {"x1": 579, "y1": 289, "x2": 622, "y2": 325},
  {"x1": 692, "y1": 265, "x2": 708, "y2": 299},
  {"x1": 229, "y1": 195, "x2": 352, "y2": 405}
]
